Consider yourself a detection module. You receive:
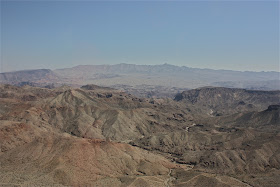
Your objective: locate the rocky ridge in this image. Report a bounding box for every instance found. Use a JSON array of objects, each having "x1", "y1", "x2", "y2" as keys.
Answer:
[{"x1": 0, "y1": 84, "x2": 279, "y2": 186}]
